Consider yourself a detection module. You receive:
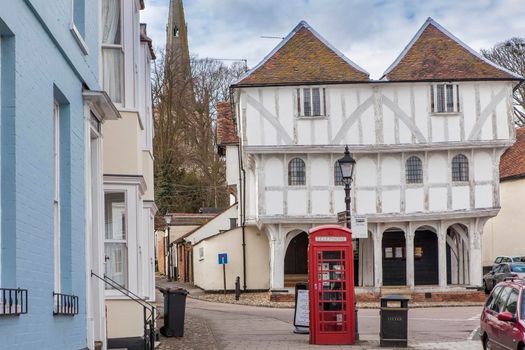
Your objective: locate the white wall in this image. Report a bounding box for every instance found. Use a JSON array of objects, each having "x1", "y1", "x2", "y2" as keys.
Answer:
[
  {"x1": 186, "y1": 205, "x2": 238, "y2": 245},
  {"x1": 193, "y1": 226, "x2": 270, "y2": 290}
]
